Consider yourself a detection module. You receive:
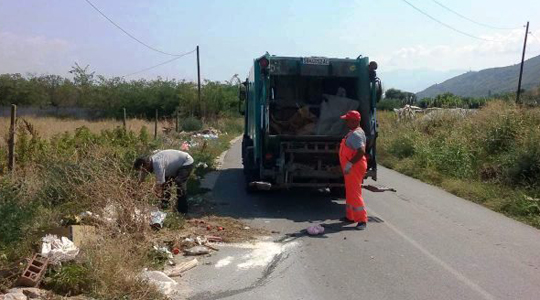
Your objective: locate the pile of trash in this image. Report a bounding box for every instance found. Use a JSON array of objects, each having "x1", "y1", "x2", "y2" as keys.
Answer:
[{"x1": 270, "y1": 94, "x2": 358, "y2": 136}]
